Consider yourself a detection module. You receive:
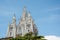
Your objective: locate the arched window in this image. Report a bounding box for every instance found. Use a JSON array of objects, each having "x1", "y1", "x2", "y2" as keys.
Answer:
[
  {"x1": 10, "y1": 32, "x2": 12, "y2": 36},
  {"x1": 9, "y1": 27, "x2": 13, "y2": 31},
  {"x1": 21, "y1": 24, "x2": 25, "y2": 30},
  {"x1": 27, "y1": 24, "x2": 31, "y2": 28},
  {"x1": 18, "y1": 27, "x2": 22, "y2": 33},
  {"x1": 26, "y1": 24, "x2": 31, "y2": 32}
]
